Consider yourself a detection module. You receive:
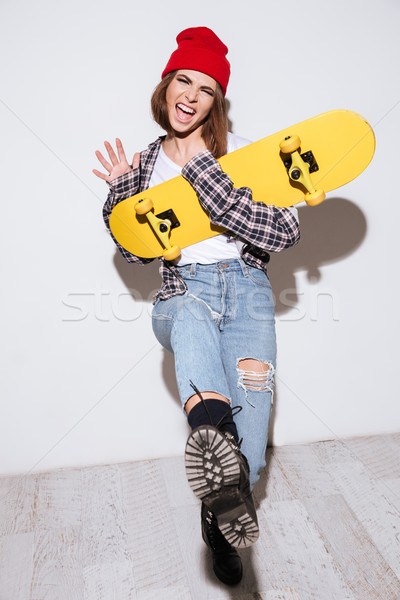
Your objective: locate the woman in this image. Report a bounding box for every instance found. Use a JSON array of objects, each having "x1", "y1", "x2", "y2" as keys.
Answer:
[{"x1": 94, "y1": 27, "x2": 300, "y2": 586}]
